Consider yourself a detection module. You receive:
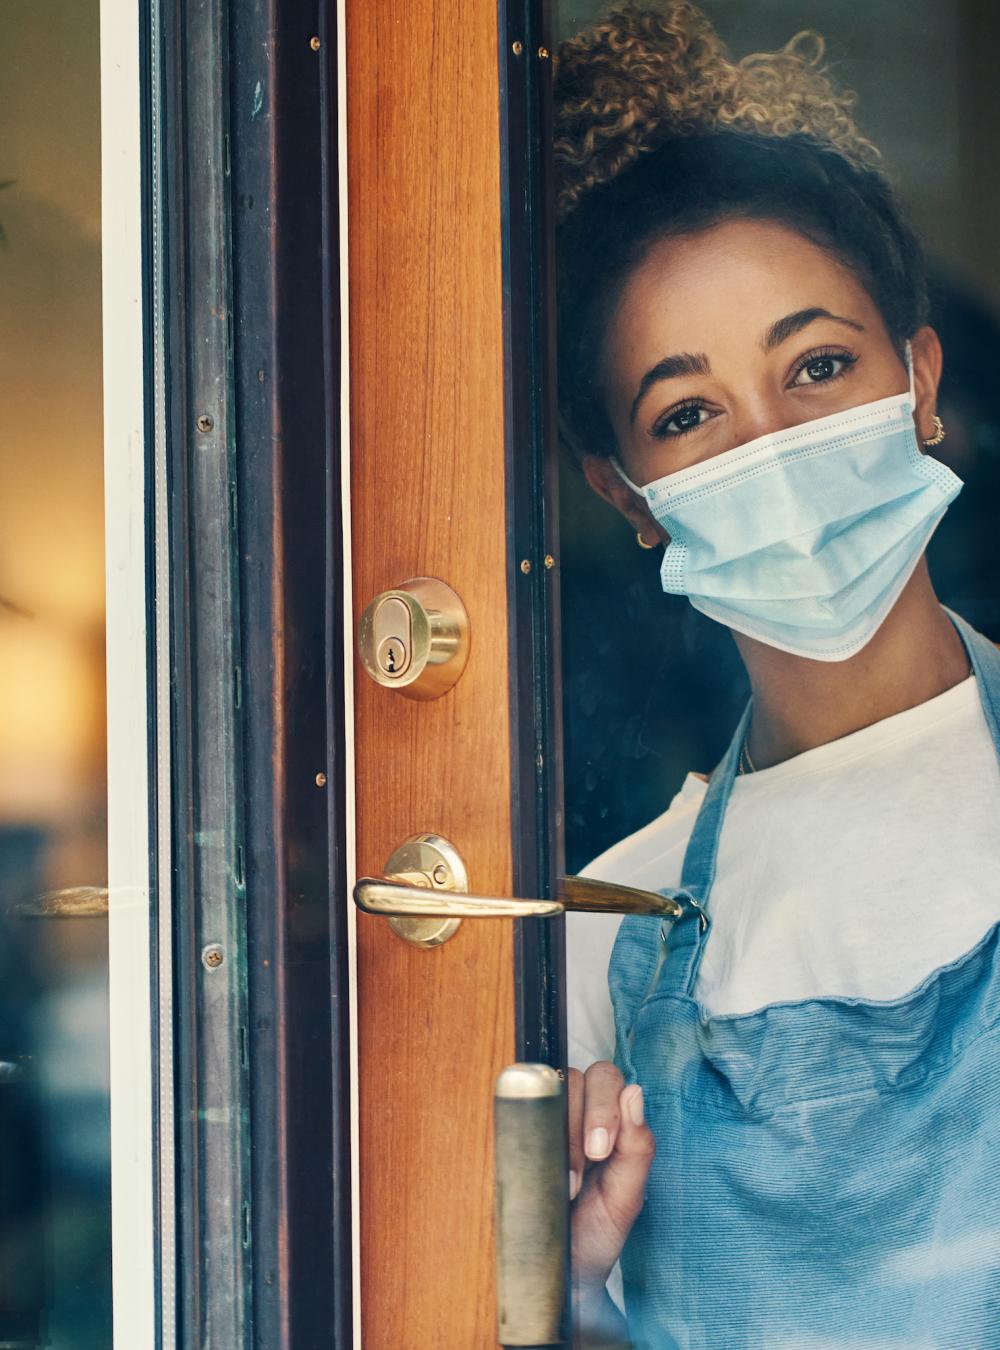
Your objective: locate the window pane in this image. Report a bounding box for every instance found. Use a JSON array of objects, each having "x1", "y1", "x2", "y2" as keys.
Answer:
[
  {"x1": 0, "y1": 3, "x2": 110, "y2": 1346},
  {"x1": 555, "y1": 0, "x2": 1000, "y2": 865}
]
